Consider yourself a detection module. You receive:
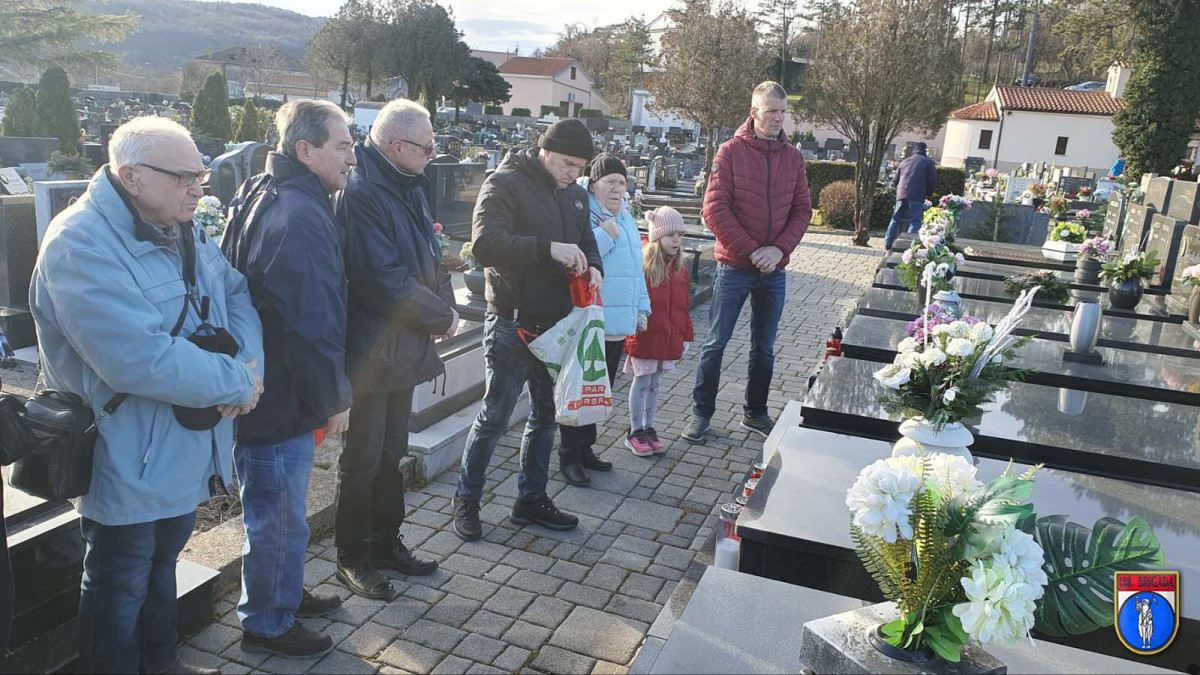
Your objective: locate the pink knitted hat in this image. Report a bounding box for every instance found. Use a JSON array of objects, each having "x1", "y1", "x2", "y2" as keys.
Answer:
[{"x1": 647, "y1": 207, "x2": 687, "y2": 242}]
